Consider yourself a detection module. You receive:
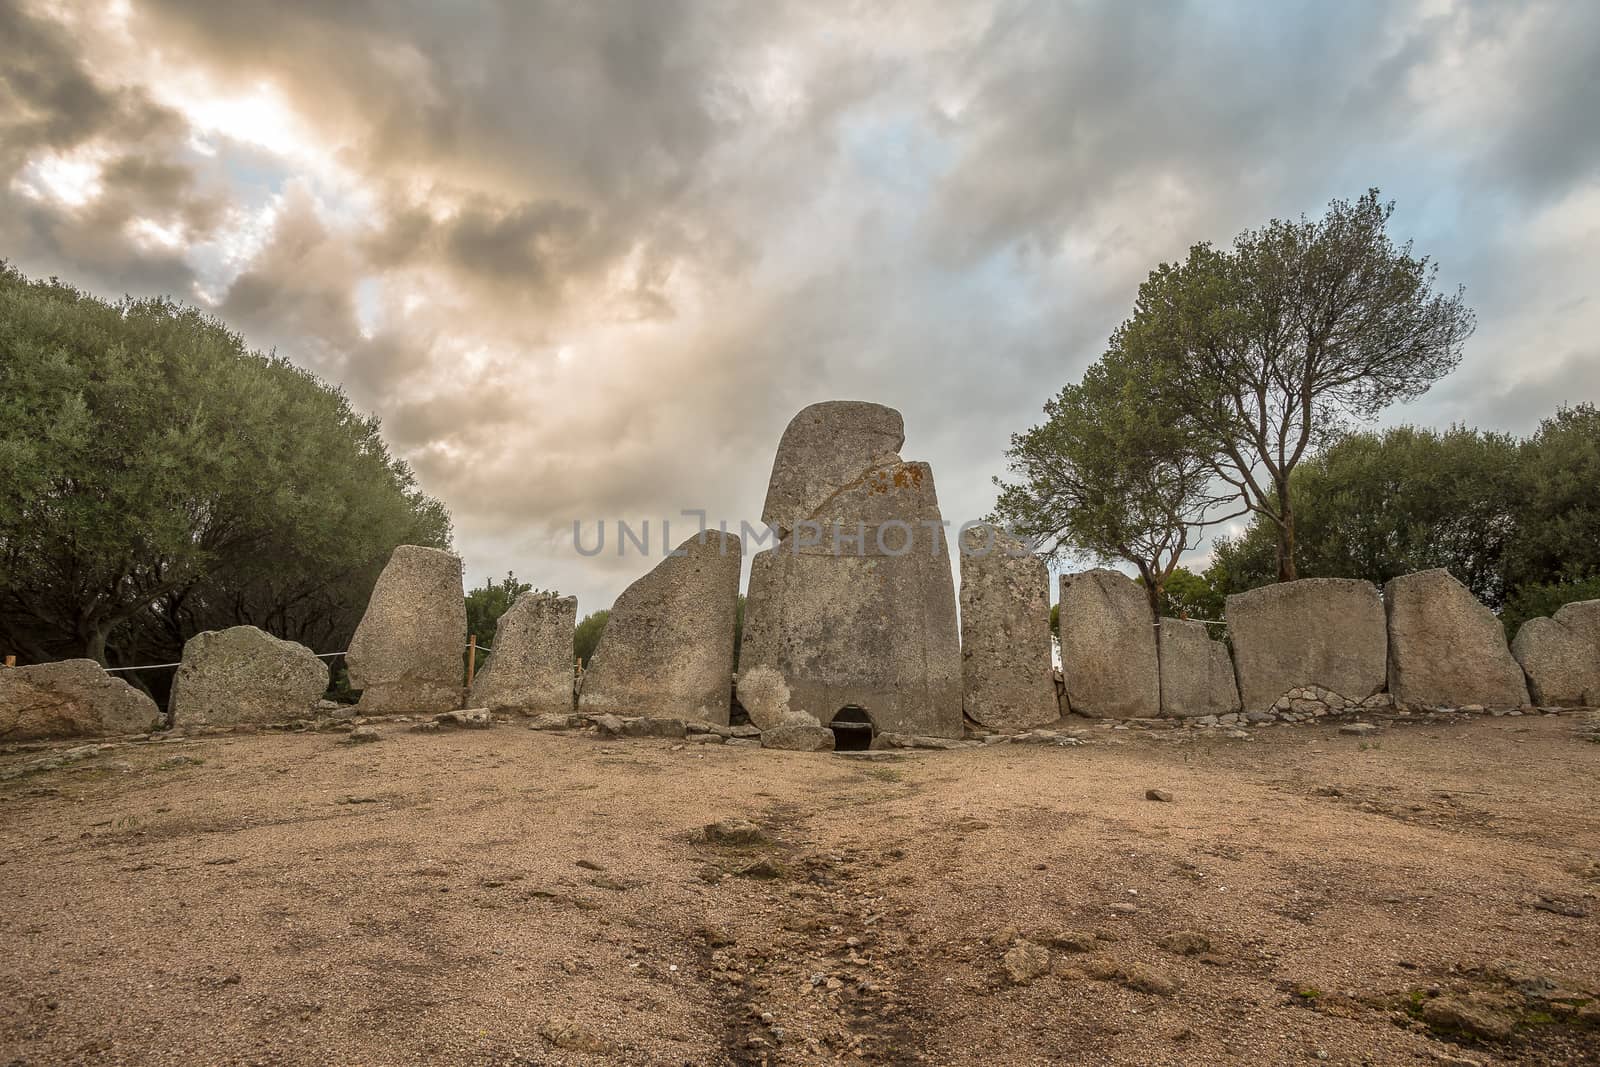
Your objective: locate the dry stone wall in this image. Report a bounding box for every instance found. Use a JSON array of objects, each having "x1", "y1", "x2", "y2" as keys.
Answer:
[{"x1": 1225, "y1": 578, "x2": 1388, "y2": 714}]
